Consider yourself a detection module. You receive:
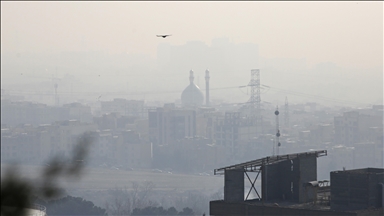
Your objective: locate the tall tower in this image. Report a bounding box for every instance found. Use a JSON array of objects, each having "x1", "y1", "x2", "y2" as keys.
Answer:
[
  {"x1": 275, "y1": 106, "x2": 281, "y2": 156},
  {"x1": 53, "y1": 67, "x2": 59, "y2": 107},
  {"x1": 284, "y1": 96, "x2": 289, "y2": 128},
  {"x1": 189, "y1": 70, "x2": 194, "y2": 83},
  {"x1": 205, "y1": 69, "x2": 210, "y2": 106},
  {"x1": 248, "y1": 69, "x2": 261, "y2": 132},
  {"x1": 54, "y1": 83, "x2": 59, "y2": 106}
]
